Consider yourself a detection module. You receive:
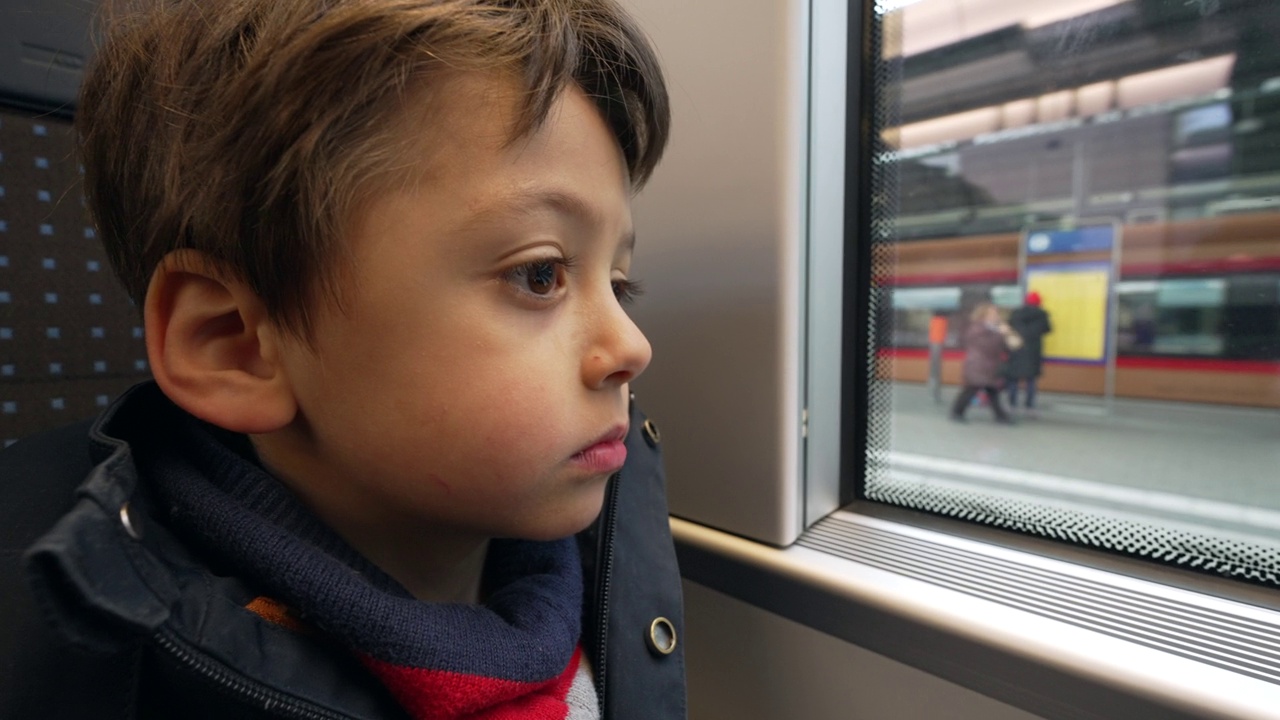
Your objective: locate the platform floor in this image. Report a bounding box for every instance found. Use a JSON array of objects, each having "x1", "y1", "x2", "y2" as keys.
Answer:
[{"x1": 879, "y1": 382, "x2": 1280, "y2": 542}]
